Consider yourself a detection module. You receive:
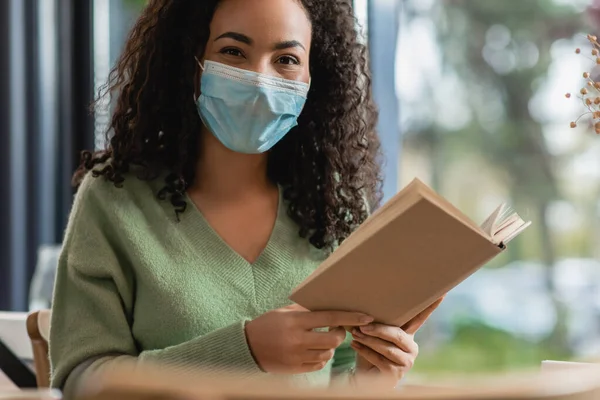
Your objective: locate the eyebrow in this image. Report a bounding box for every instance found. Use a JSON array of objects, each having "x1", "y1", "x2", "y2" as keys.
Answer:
[
  {"x1": 274, "y1": 40, "x2": 305, "y2": 51},
  {"x1": 215, "y1": 31, "x2": 305, "y2": 51},
  {"x1": 215, "y1": 32, "x2": 253, "y2": 45}
]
